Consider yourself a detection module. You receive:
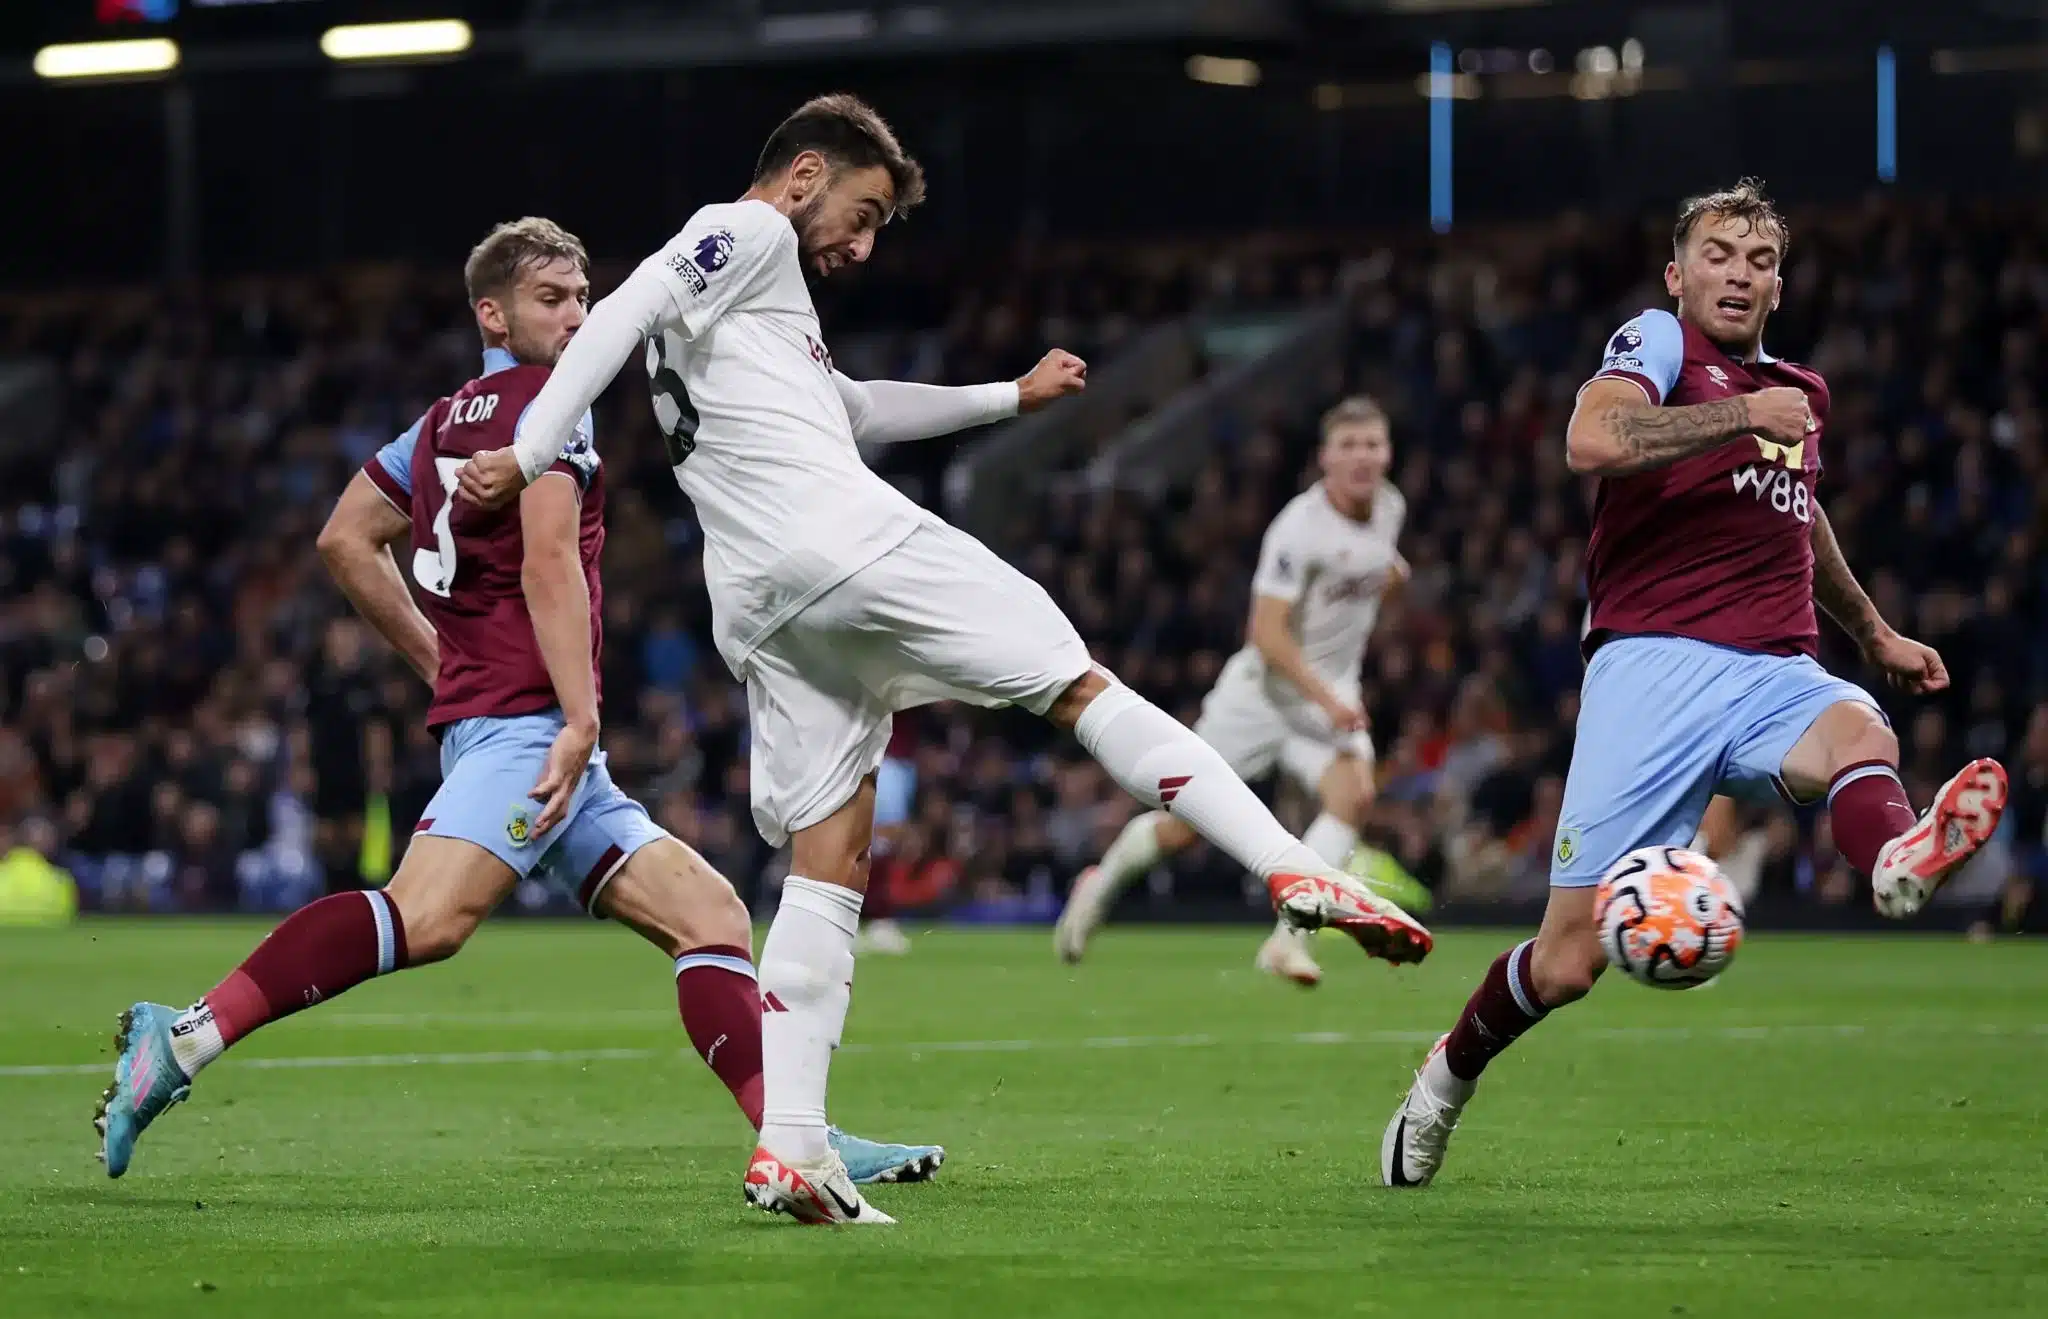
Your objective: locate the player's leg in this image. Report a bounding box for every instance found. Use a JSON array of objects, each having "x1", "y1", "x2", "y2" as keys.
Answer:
[
  {"x1": 1252, "y1": 738, "x2": 1365, "y2": 986},
  {"x1": 1758, "y1": 683, "x2": 2007, "y2": 916},
  {"x1": 737, "y1": 628, "x2": 899, "y2": 1224},
  {"x1": 555, "y1": 776, "x2": 944, "y2": 1188},
  {"x1": 1052, "y1": 671, "x2": 1429, "y2": 964},
  {"x1": 96, "y1": 712, "x2": 568, "y2": 1178},
  {"x1": 1382, "y1": 637, "x2": 1722, "y2": 1188},
  {"x1": 97, "y1": 836, "x2": 515, "y2": 1178},
  {"x1": 1057, "y1": 663, "x2": 1276, "y2": 964},
  {"x1": 852, "y1": 522, "x2": 1430, "y2": 964},
  {"x1": 858, "y1": 752, "x2": 917, "y2": 956}
]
